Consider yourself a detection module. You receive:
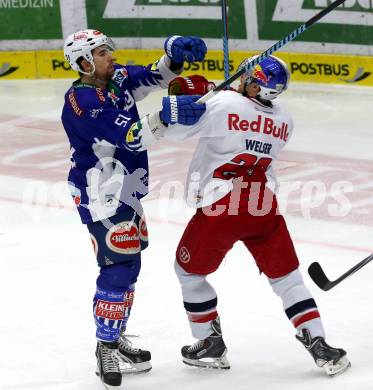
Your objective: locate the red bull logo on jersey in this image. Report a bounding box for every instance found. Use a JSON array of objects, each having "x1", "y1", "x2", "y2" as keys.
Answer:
[
  {"x1": 228, "y1": 113, "x2": 289, "y2": 142},
  {"x1": 252, "y1": 65, "x2": 271, "y2": 86}
]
